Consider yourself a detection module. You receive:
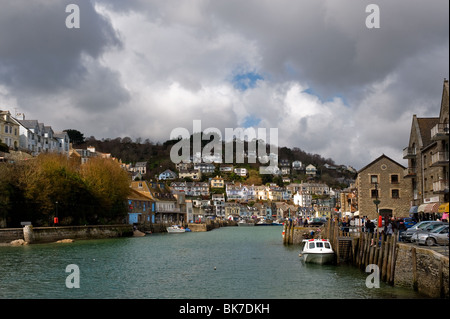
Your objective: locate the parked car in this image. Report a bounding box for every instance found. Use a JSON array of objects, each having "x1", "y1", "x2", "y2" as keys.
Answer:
[
  {"x1": 414, "y1": 225, "x2": 449, "y2": 246},
  {"x1": 410, "y1": 222, "x2": 448, "y2": 243},
  {"x1": 401, "y1": 217, "x2": 416, "y2": 228},
  {"x1": 400, "y1": 221, "x2": 444, "y2": 242}
]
